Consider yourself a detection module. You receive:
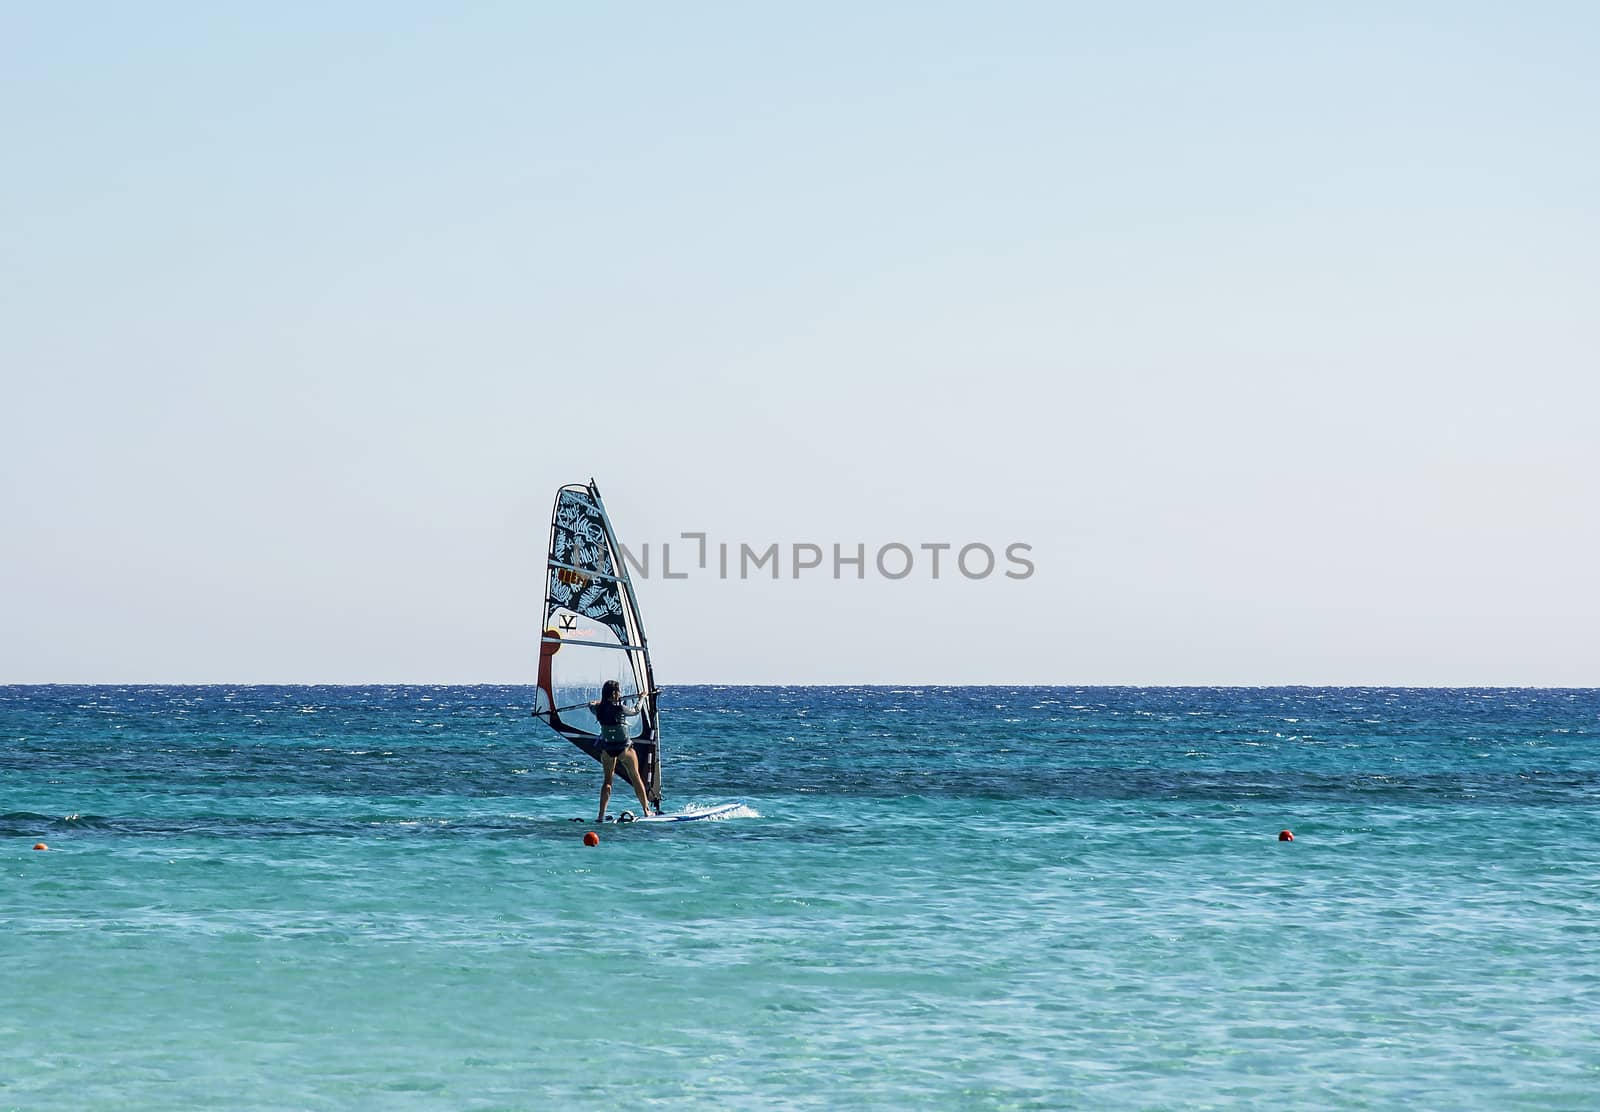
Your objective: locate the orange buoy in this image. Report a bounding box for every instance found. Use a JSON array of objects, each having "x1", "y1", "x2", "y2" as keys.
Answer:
[
  {"x1": 583, "y1": 831, "x2": 600, "y2": 847},
  {"x1": 33, "y1": 843, "x2": 48, "y2": 851},
  {"x1": 1278, "y1": 830, "x2": 1294, "y2": 842}
]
